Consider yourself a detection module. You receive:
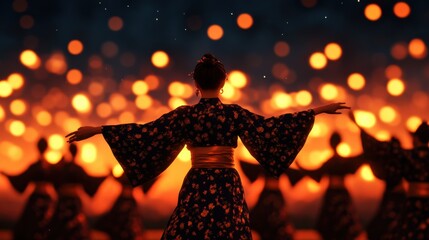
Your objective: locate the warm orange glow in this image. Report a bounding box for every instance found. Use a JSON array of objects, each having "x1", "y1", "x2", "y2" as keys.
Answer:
[
  {"x1": 66, "y1": 69, "x2": 83, "y2": 85},
  {"x1": 274, "y1": 41, "x2": 290, "y2": 57},
  {"x1": 385, "y1": 65, "x2": 402, "y2": 79},
  {"x1": 364, "y1": 4, "x2": 382, "y2": 21},
  {"x1": 168, "y1": 81, "x2": 186, "y2": 97},
  {"x1": 10, "y1": 99, "x2": 27, "y2": 116},
  {"x1": 408, "y1": 38, "x2": 427, "y2": 59},
  {"x1": 309, "y1": 52, "x2": 327, "y2": 69},
  {"x1": 89, "y1": 55, "x2": 103, "y2": 69},
  {"x1": 359, "y1": 164, "x2": 375, "y2": 181},
  {"x1": 228, "y1": 70, "x2": 247, "y2": 88},
  {"x1": 354, "y1": 110, "x2": 377, "y2": 129},
  {"x1": 177, "y1": 147, "x2": 191, "y2": 162},
  {"x1": 22, "y1": 127, "x2": 39, "y2": 143},
  {"x1": 221, "y1": 82, "x2": 236, "y2": 100},
  {"x1": 108, "y1": 16, "x2": 123, "y2": 31},
  {"x1": 309, "y1": 122, "x2": 329, "y2": 138},
  {"x1": 54, "y1": 111, "x2": 69, "y2": 128},
  {"x1": 347, "y1": 73, "x2": 366, "y2": 90},
  {"x1": 109, "y1": 93, "x2": 127, "y2": 111},
  {"x1": 320, "y1": 83, "x2": 339, "y2": 101},
  {"x1": 237, "y1": 13, "x2": 253, "y2": 29},
  {"x1": 0, "y1": 106, "x2": 5, "y2": 122},
  {"x1": 375, "y1": 130, "x2": 391, "y2": 141},
  {"x1": 387, "y1": 78, "x2": 405, "y2": 96},
  {"x1": 9, "y1": 120, "x2": 26, "y2": 136},
  {"x1": 306, "y1": 180, "x2": 321, "y2": 193},
  {"x1": 336, "y1": 142, "x2": 351, "y2": 157},
  {"x1": 72, "y1": 94, "x2": 92, "y2": 113},
  {"x1": 13, "y1": 0, "x2": 28, "y2": 12},
  {"x1": 272, "y1": 63, "x2": 289, "y2": 80},
  {"x1": 112, "y1": 164, "x2": 124, "y2": 177},
  {"x1": 207, "y1": 24, "x2": 224, "y2": 40},
  {"x1": 406, "y1": 116, "x2": 422, "y2": 132},
  {"x1": 0, "y1": 81, "x2": 13, "y2": 98},
  {"x1": 324, "y1": 43, "x2": 342, "y2": 60},
  {"x1": 132, "y1": 80, "x2": 149, "y2": 95},
  {"x1": 45, "y1": 150, "x2": 62, "y2": 164},
  {"x1": 7, "y1": 73, "x2": 25, "y2": 89},
  {"x1": 63, "y1": 118, "x2": 81, "y2": 133},
  {"x1": 271, "y1": 91, "x2": 292, "y2": 109},
  {"x1": 96, "y1": 103, "x2": 113, "y2": 118},
  {"x1": 36, "y1": 110, "x2": 52, "y2": 126},
  {"x1": 391, "y1": 42, "x2": 408, "y2": 60},
  {"x1": 20, "y1": 50, "x2": 41, "y2": 69},
  {"x1": 119, "y1": 111, "x2": 135, "y2": 123},
  {"x1": 48, "y1": 134, "x2": 65, "y2": 150},
  {"x1": 379, "y1": 106, "x2": 397, "y2": 123},
  {"x1": 2, "y1": 142, "x2": 23, "y2": 161},
  {"x1": 88, "y1": 82, "x2": 104, "y2": 96},
  {"x1": 68, "y1": 40, "x2": 84, "y2": 55},
  {"x1": 145, "y1": 75, "x2": 160, "y2": 90},
  {"x1": 135, "y1": 95, "x2": 153, "y2": 110},
  {"x1": 151, "y1": 51, "x2": 169, "y2": 68},
  {"x1": 81, "y1": 143, "x2": 97, "y2": 163},
  {"x1": 393, "y1": 2, "x2": 411, "y2": 18},
  {"x1": 168, "y1": 97, "x2": 186, "y2": 109},
  {"x1": 101, "y1": 41, "x2": 119, "y2": 58},
  {"x1": 45, "y1": 52, "x2": 67, "y2": 75},
  {"x1": 295, "y1": 90, "x2": 312, "y2": 106}
]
